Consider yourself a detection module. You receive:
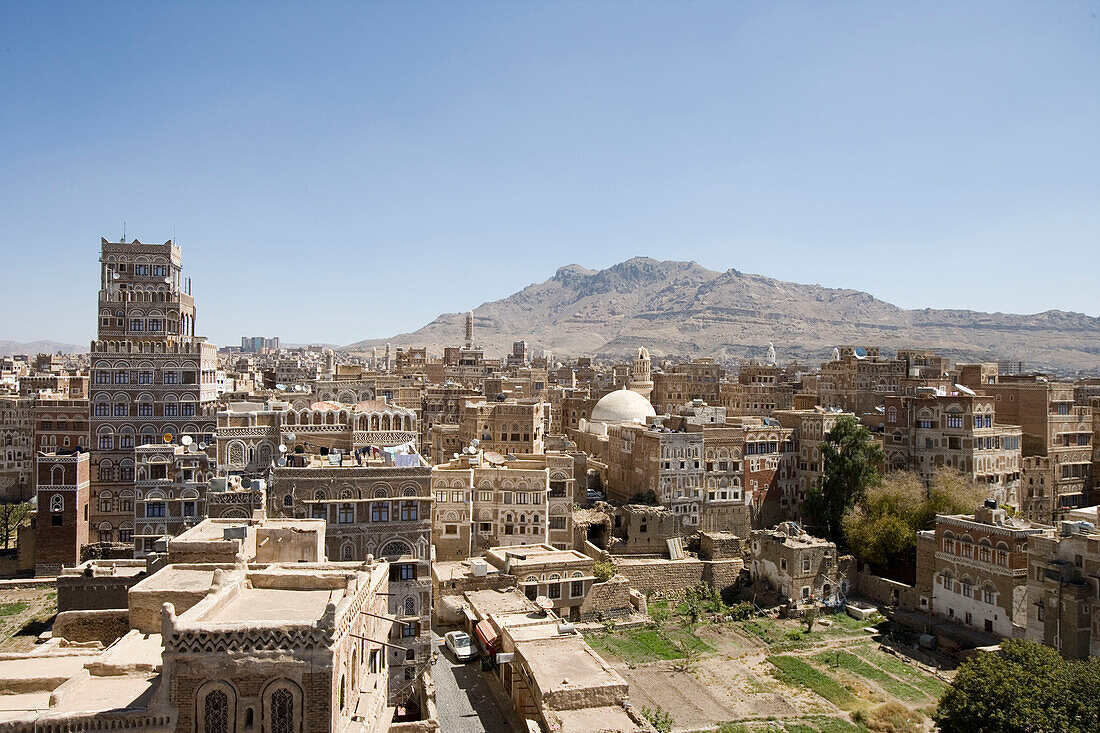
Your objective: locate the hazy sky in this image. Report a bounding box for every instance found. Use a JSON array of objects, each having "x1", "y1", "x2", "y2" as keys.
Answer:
[{"x1": 2, "y1": 1, "x2": 1098, "y2": 348}]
